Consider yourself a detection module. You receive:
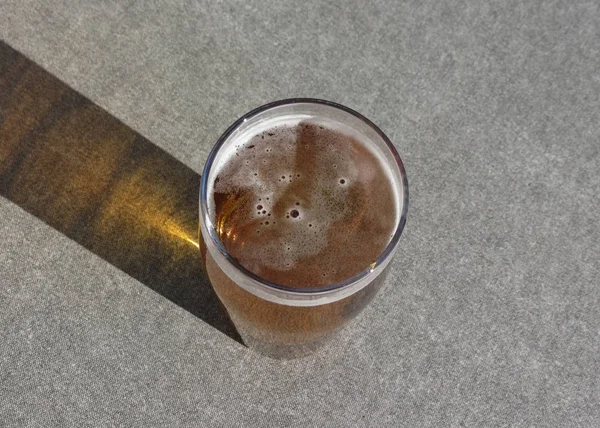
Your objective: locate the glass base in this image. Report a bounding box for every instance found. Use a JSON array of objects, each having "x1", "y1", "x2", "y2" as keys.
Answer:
[{"x1": 239, "y1": 329, "x2": 335, "y2": 360}]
